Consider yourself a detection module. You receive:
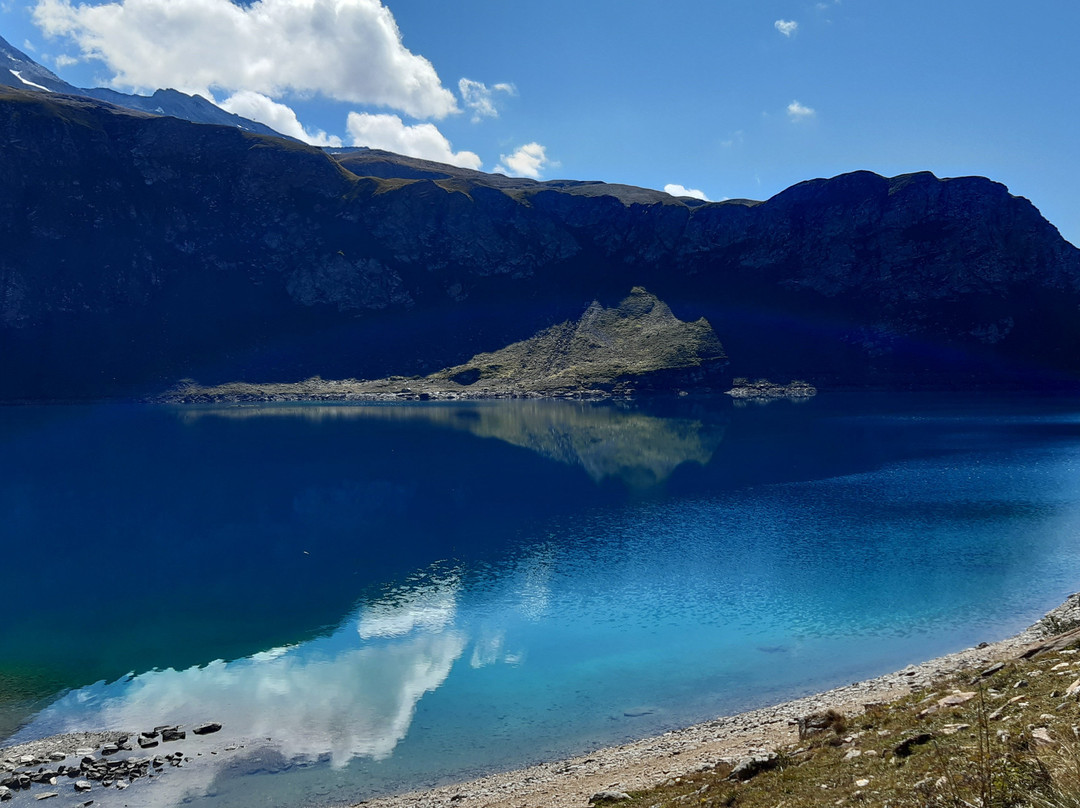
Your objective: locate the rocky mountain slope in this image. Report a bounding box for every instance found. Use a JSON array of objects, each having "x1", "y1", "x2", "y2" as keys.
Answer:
[
  {"x1": 427, "y1": 287, "x2": 726, "y2": 393},
  {"x1": 1, "y1": 86, "x2": 1078, "y2": 400},
  {"x1": 165, "y1": 287, "x2": 729, "y2": 401},
  {"x1": 0, "y1": 34, "x2": 283, "y2": 137}
]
